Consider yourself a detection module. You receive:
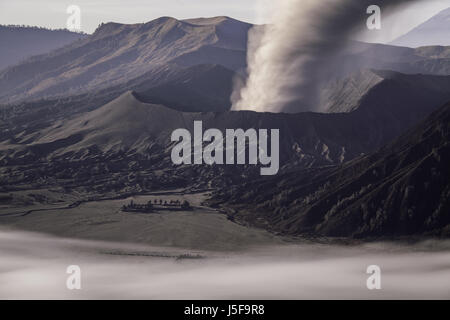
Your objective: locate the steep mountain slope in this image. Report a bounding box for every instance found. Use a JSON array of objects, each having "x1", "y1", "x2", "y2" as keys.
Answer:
[
  {"x1": 323, "y1": 70, "x2": 450, "y2": 113},
  {"x1": 0, "y1": 25, "x2": 86, "y2": 71},
  {"x1": 1, "y1": 75, "x2": 449, "y2": 195},
  {"x1": 316, "y1": 42, "x2": 450, "y2": 113},
  {"x1": 391, "y1": 7, "x2": 450, "y2": 47},
  {"x1": 133, "y1": 64, "x2": 239, "y2": 112},
  {"x1": 210, "y1": 102, "x2": 450, "y2": 238},
  {"x1": 1, "y1": 16, "x2": 449, "y2": 106},
  {"x1": 321, "y1": 70, "x2": 385, "y2": 113},
  {"x1": 0, "y1": 17, "x2": 449, "y2": 109},
  {"x1": 0, "y1": 91, "x2": 366, "y2": 168},
  {"x1": 29, "y1": 91, "x2": 195, "y2": 153},
  {"x1": 0, "y1": 17, "x2": 250, "y2": 104},
  {"x1": 3, "y1": 68, "x2": 448, "y2": 148},
  {"x1": 336, "y1": 41, "x2": 450, "y2": 77},
  {"x1": 0, "y1": 62, "x2": 238, "y2": 141}
]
